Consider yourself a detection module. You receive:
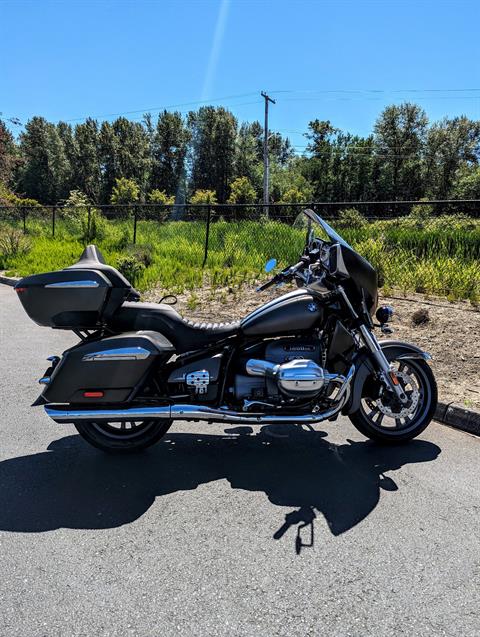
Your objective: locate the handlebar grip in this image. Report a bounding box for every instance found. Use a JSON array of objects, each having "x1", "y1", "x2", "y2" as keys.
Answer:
[{"x1": 256, "y1": 278, "x2": 276, "y2": 292}]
